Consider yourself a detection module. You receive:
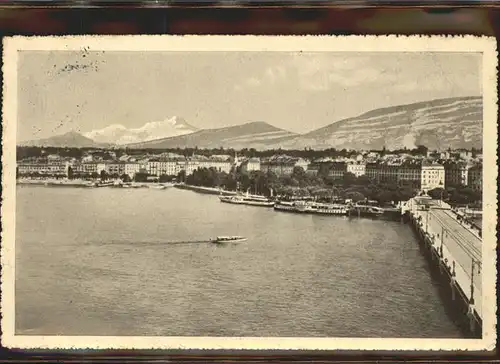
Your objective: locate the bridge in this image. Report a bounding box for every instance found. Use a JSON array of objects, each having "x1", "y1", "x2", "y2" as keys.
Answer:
[{"x1": 404, "y1": 197, "x2": 483, "y2": 336}]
